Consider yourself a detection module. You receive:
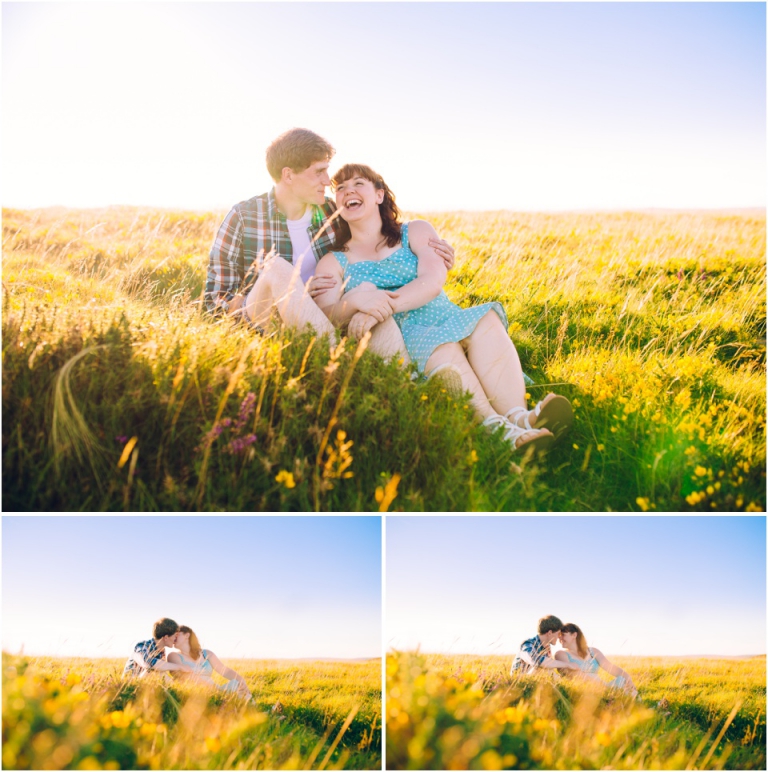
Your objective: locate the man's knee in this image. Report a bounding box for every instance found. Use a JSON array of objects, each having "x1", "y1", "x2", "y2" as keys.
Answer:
[
  {"x1": 260, "y1": 255, "x2": 295, "y2": 287},
  {"x1": 367, "y1": 317, "x2": 408, "y2": 360}
]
